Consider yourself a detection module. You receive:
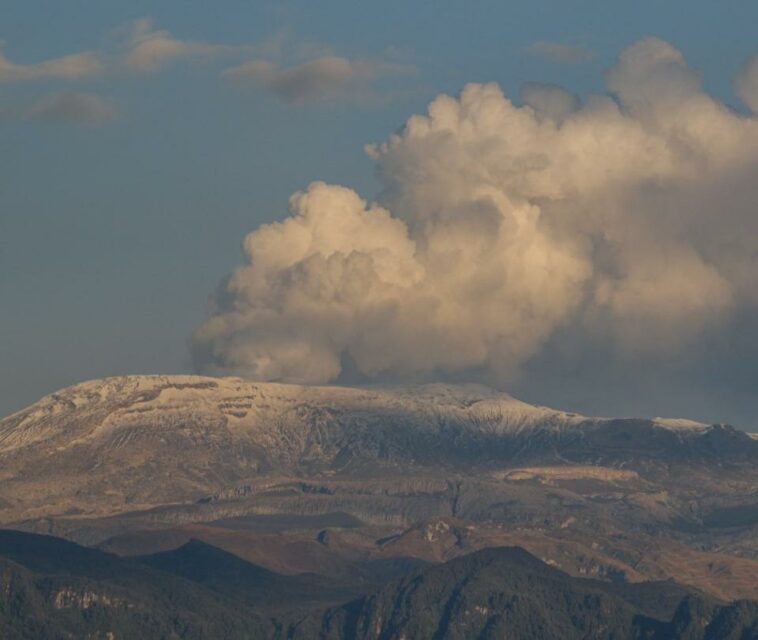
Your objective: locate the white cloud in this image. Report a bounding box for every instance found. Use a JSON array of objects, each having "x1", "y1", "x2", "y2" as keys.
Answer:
[
  {"x1": 192, "y1": 183, "x2": 422, "y2": 381},
  {"x1": 520, "y1": 82, "x2": 580, "y2": 122},
  {"x1": 223, "y1": 55, "x2": 415, "y2": 103},
  {"x1": 24, "y1": 92, "x2": 119, "y2": 124},
  {"x1": 526, "y1": 40, "x2": 594, "y2": 64},
  {"x1": 191, "y1": 38, "x2": 758, "y2": 386}
]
